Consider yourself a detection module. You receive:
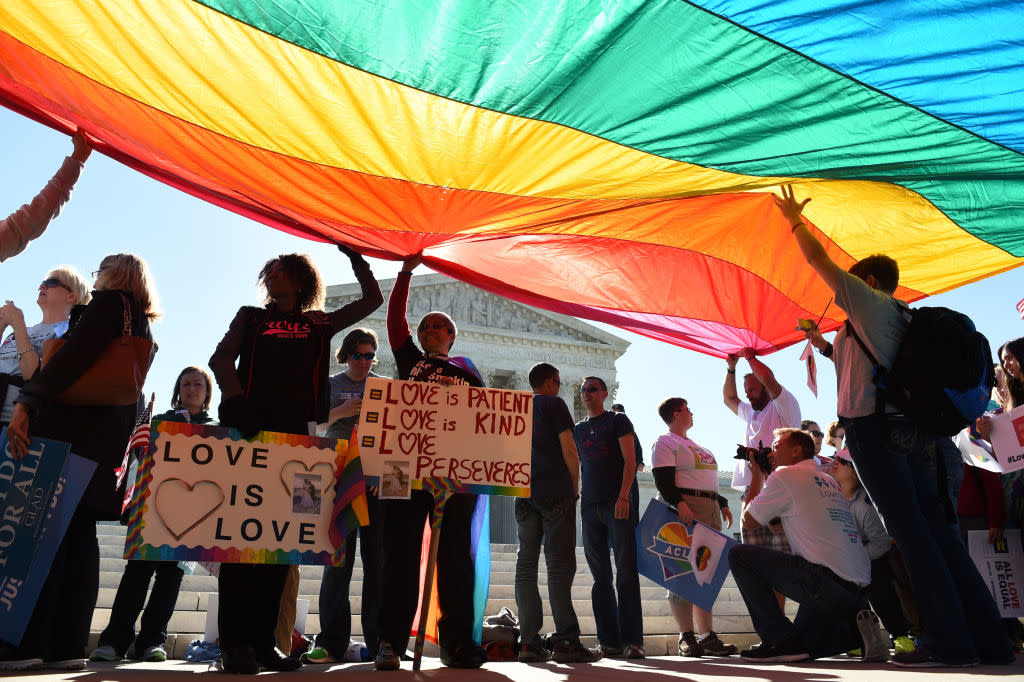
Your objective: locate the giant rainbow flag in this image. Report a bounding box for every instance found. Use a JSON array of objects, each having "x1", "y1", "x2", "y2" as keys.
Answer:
[{"x1": 1, "y1": 1, "x2": 1021, "y2": 354}]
